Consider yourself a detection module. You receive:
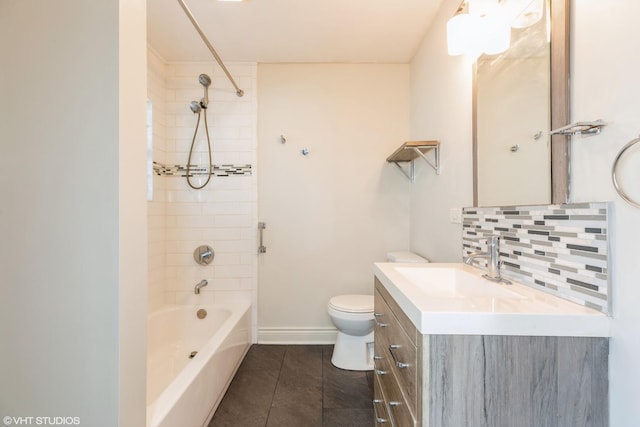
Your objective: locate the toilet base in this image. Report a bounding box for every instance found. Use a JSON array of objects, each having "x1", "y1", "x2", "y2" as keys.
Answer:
[{"x1": 330, "y1": 330, "x2": 374, "y2": 371}]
